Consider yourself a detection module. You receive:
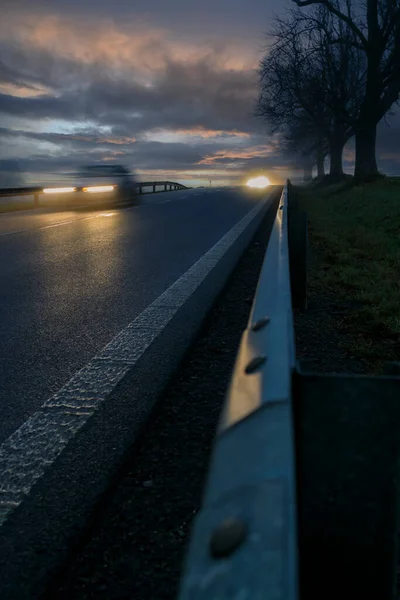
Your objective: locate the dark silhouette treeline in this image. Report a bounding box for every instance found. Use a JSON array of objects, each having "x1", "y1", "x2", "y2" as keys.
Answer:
[{"x1": 257, "y1": 0, "x2": 400, "y2": 182}]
